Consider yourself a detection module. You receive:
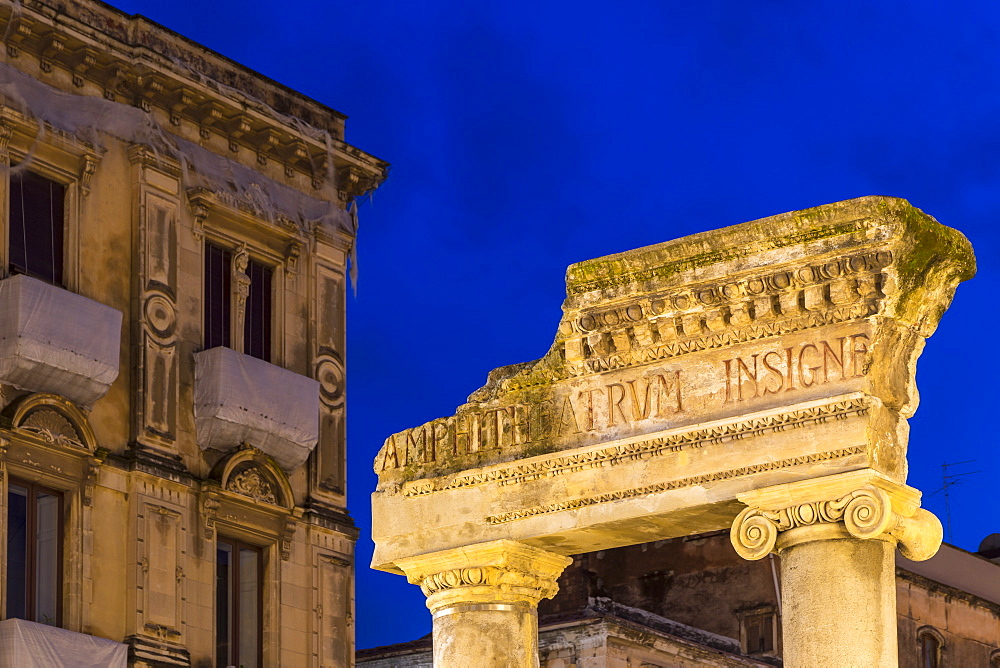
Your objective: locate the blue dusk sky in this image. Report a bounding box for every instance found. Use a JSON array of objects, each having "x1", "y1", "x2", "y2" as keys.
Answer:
[{"x1": 114, "y1": 0, "x2": 999, "y2": 650}]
